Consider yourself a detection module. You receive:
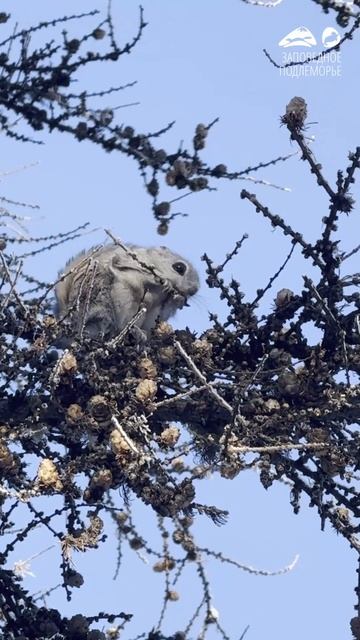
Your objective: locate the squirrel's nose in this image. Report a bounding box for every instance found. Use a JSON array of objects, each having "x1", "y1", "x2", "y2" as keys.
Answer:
[{"x1": 188, "y1": 285, "x2": 198, "y2": 297}]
